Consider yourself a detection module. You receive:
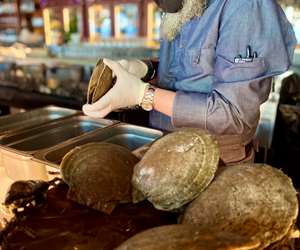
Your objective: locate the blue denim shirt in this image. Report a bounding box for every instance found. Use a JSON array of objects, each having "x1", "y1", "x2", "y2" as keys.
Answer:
[{"x1": 150, "y1": 0, "x2": 296, "y2": 142}]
